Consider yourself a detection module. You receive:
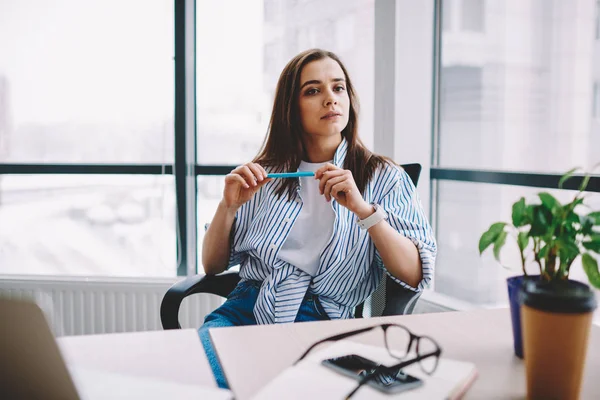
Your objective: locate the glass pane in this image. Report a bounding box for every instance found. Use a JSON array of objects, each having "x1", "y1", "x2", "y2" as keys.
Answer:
[
  {"x1": 0, "y1": 175, "x2": 176, "y2": 277},
  {"x1": 197, "y1": 176, "x2": 227, "y2": 274},
  {"x1": 435, "y1": 181, "x2": 600, "y2": 307},
  {"x1": 0, "y1": 0, "x2": 174, "y2": 163},
  {"x1": 460, "y1": 0, "x2": 485, "y2": 32},
  {"x1": 196, "y1": 0, "x2": 375, "y2": 165},
  {"x1": 442, "y1": 0, "x2": 453, "y2": 32},
  {"x1": 439, "y1": 0, "x2": 599, "y2": 173}
]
